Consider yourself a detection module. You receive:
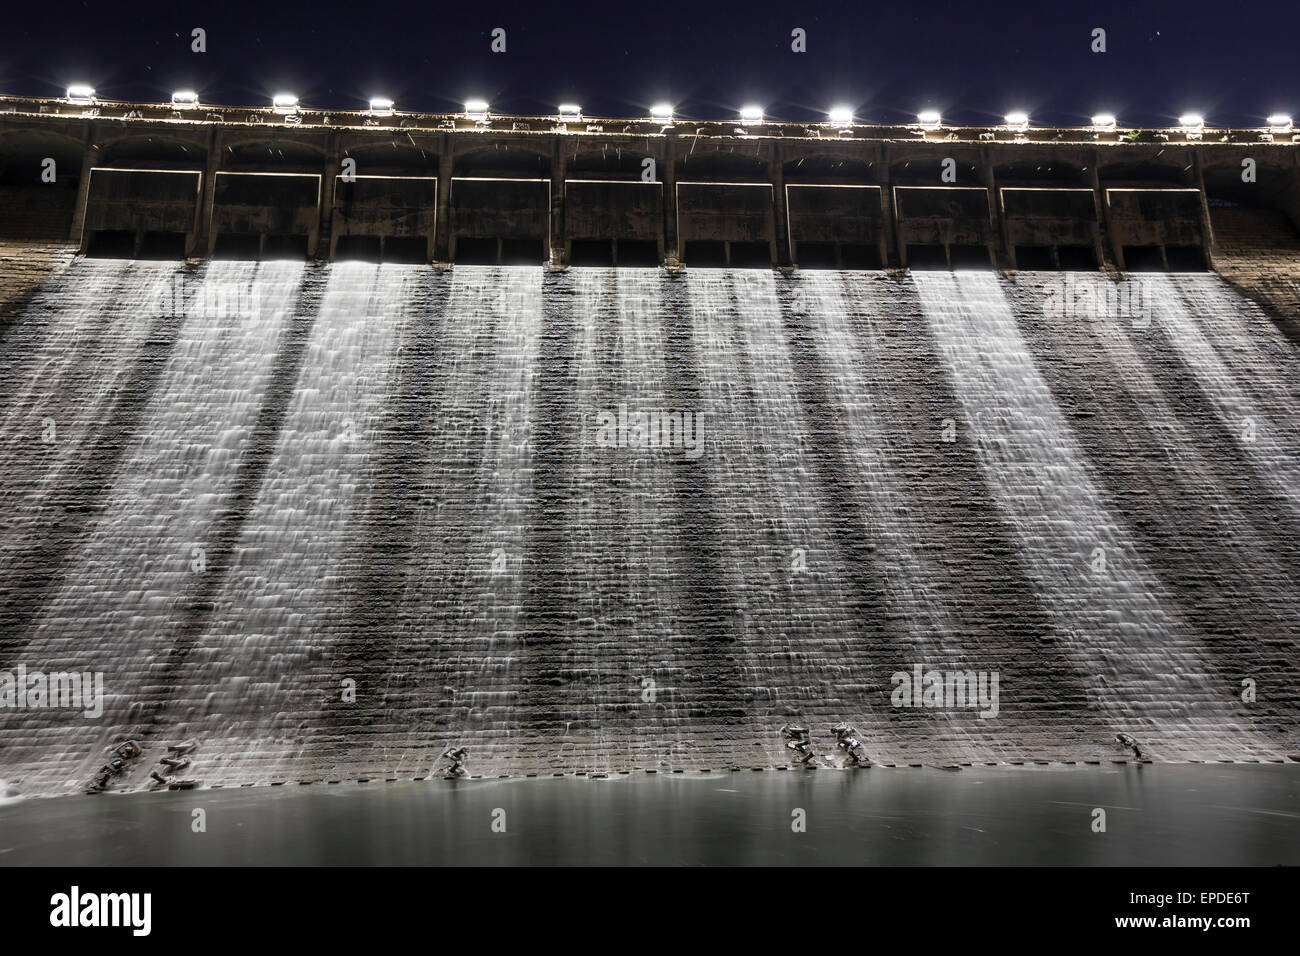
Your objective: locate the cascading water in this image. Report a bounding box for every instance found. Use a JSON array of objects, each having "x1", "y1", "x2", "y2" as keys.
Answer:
[
  {"x1": 1144, "y1": 275, "x2": 1300, "y2": 514},
  {"x1": 376, "y1": 266, "x2": 542, "y2": 779},
  {"x1": 1, "y1": 259, "x2": 1297, "y2": 794},
  {"x1": 913, "y1": 271, "x2": 1280, "y2": 758},
  {"x1": 3, "y1": 261, "x2": 304, "y2": 787}
]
